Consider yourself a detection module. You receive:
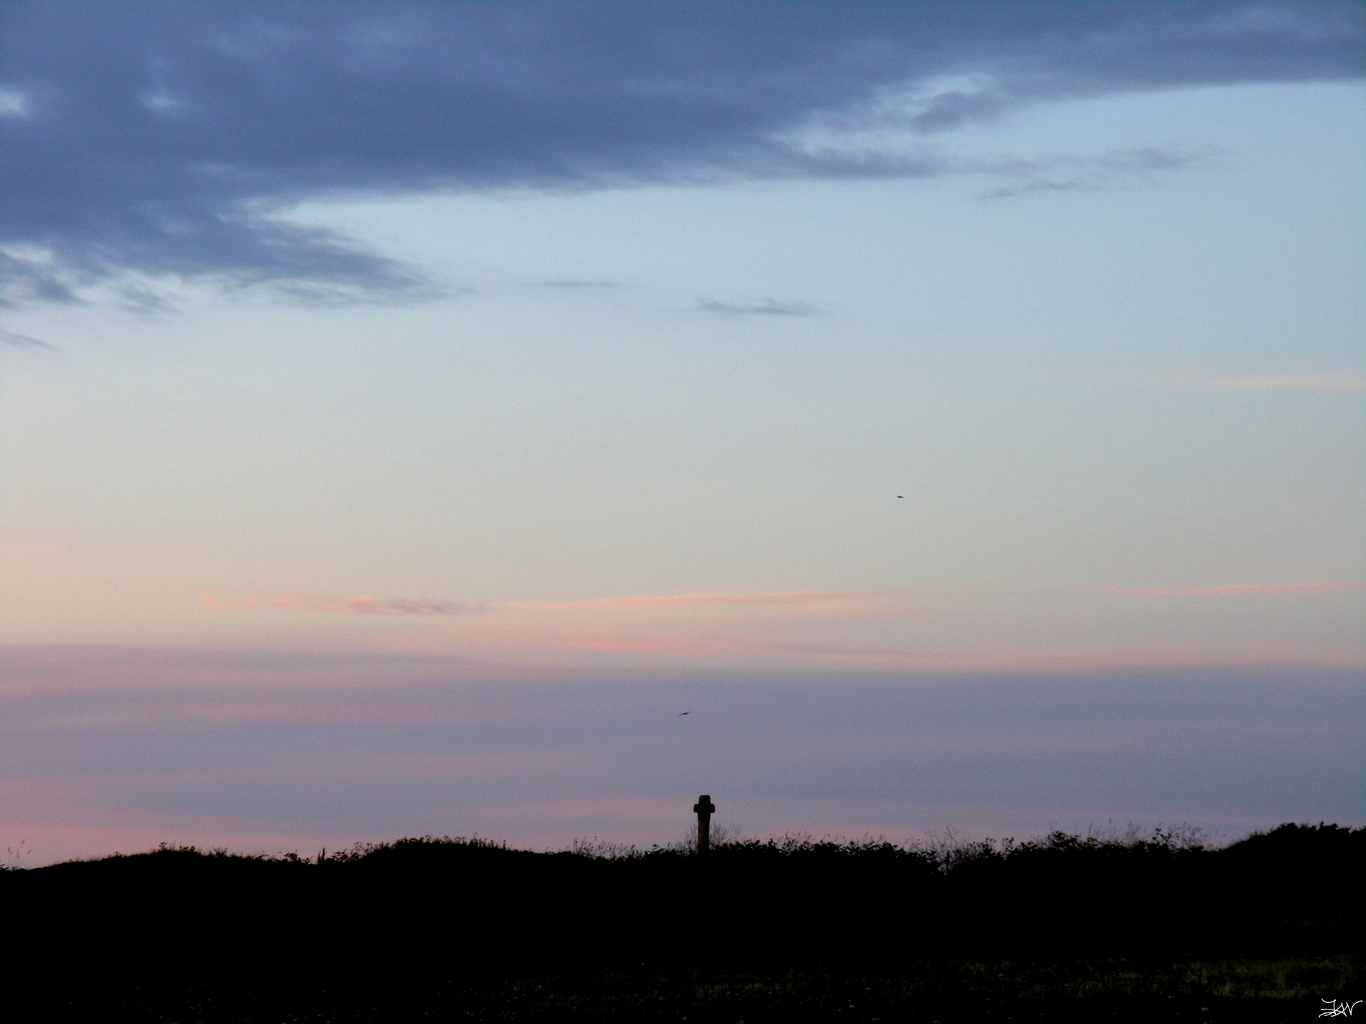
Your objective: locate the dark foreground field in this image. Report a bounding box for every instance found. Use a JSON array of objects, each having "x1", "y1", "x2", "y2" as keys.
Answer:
[
  {"x1": 12, "y1": 956, "x2": 1365, "y2": 1023},
  {"x1": 7, "y1": 823, "x2": 1362, "y2": 1022}
]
